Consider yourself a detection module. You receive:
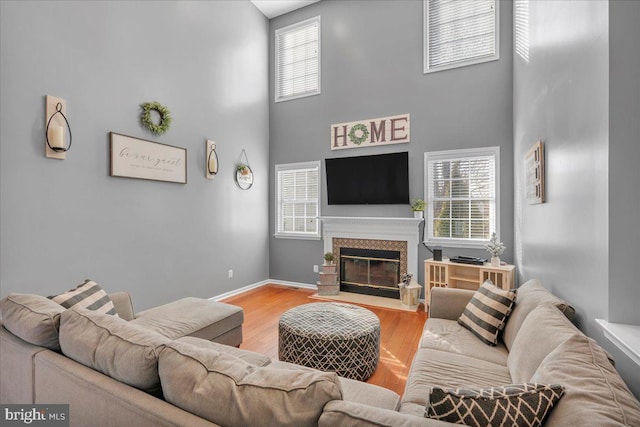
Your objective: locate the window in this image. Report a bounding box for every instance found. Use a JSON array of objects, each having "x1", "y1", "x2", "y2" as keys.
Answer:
[
  {"x1": 424, "y1": 0, "x2": 499, "y2": 73},
  {"x1": 424, "y1": 147, "x2": 499, "y2": 248},
  {"x1": 275, "y1": 161, "x2": 320, "y2": 239},
  {"x1": 275, "y1": 16, "x2": 320, "y2": 102}
]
